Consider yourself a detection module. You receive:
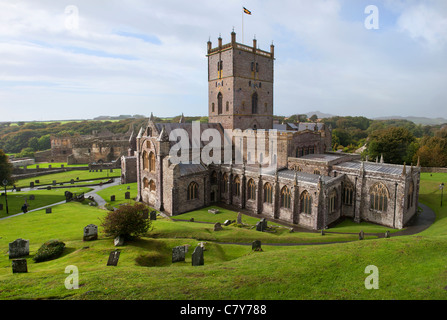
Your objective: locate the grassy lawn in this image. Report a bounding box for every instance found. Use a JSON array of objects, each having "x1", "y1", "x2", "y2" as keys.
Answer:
[
  {"x1": 95, "y1": 182, "x2": 138, "y2": 207},
  {"x1": 24, "y1": 162, "x2": 89, "y2": 169},
  {"x1": 9, "y1": 169, "x2": 121, "y2": 189},
  {"x1": 0, "y1": 173, "x2": 446, "y2": 300},
  {"x1": 0, "y1": 187, "x2": 93, "y2": 218}
]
